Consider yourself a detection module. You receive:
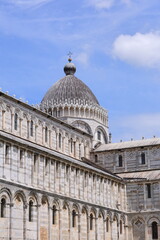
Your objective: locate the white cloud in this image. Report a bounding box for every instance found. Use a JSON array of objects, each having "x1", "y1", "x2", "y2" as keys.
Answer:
[
  {"x1": 86, "y1": 0, "x2": 132, "y2": 10},
  {"x1": 74, "y1": 44, "x2": 92, "y2": 66},
  {"x1": 87, "y1": 0, "x2": 114, "y2": 9},
  {"x1": 112, "y1": 32, "x2": 160, "y2": 68},
  {"x1": 76, "y1": 52, "x2": 89, "y2": 66},
  {"x1": 4, "y1": 0, "x2": 51, "y2": 8}
]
